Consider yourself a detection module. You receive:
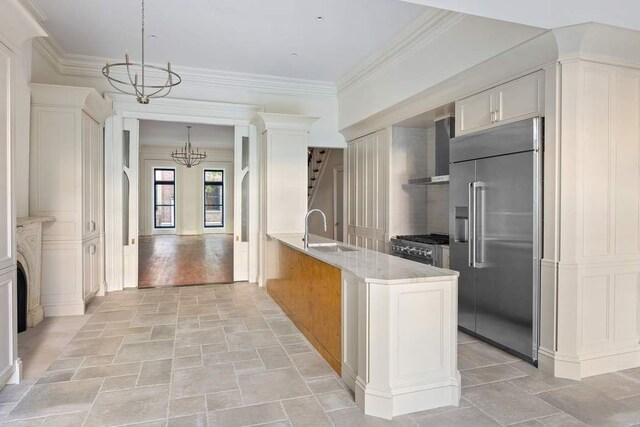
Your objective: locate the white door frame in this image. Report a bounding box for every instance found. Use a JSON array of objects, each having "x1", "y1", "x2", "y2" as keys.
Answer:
[
  {"x1": 122, "y1": 118, "x2": 139, "y2": 288},
  {"x1": 233, "y1": 126, "x2": 249, "y2": 281},
  {"x1": 104, "y1": 94, "x2": 263, "y2": 291}
]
